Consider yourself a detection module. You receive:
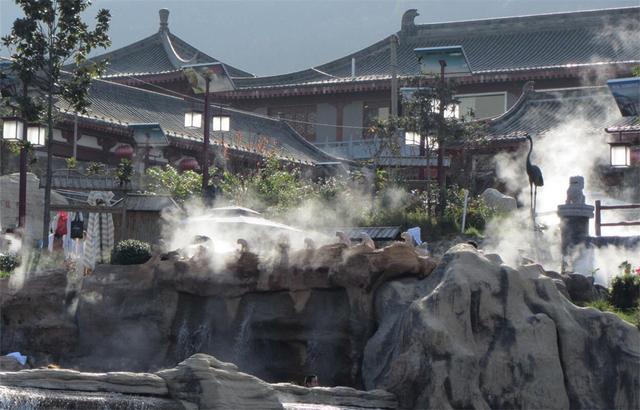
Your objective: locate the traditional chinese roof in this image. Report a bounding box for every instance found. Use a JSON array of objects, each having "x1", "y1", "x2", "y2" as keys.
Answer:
[
  {"x1": 605, "y1": 115, "x2": 640, "y2": 133},
  {"x1": 484, "y1": 83, "x2": 621, "y2": 142},
  {"x1": 85, "y1": 9, "x2": 253, "y2": 80},
  {"x1": 123, "y1": 194, "x2": 179, "y2": 212},
  {"x1": 229, "y1": 7, "x2": 640, "y2": 93},
  {"x1": 55, "y1": 78, "x2": 339, "y2": 165}
]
